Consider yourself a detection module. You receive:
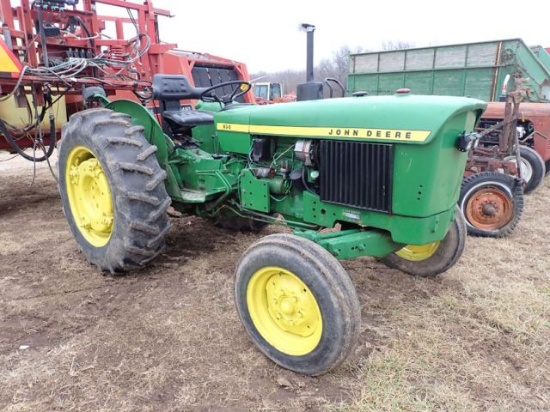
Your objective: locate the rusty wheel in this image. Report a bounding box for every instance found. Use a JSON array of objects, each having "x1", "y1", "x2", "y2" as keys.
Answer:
[{"x1": 458, "y1": 171, "x2": 524, "y2": 238}]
